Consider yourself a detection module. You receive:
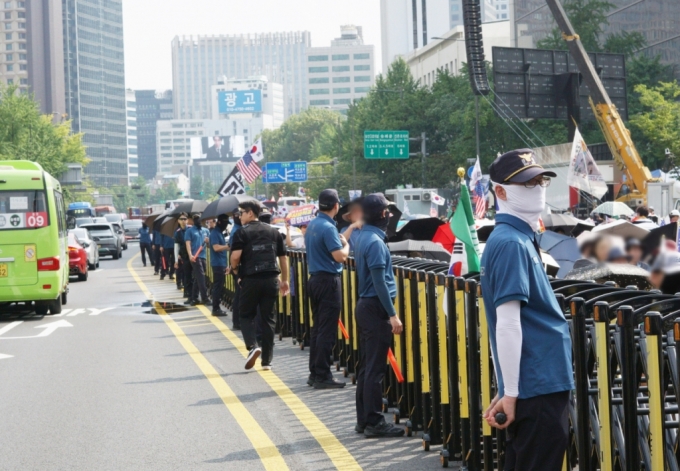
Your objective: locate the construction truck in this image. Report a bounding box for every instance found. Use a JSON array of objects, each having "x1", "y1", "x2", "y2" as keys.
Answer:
[{"x1": 545, "y1": 0, "x2": 658, "y2": 207}]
